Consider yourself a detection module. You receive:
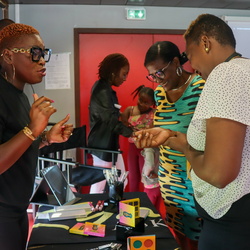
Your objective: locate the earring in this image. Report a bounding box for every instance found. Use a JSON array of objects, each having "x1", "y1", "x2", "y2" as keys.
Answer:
[
  {"x1": 176, "y1": 66, "x2": 183, "y2": 77},
  {"x1": 205, "y1": 47, "x2": 209, "y2": 53},
  {"x1": 4, "y1": 72, "x2": 8, "y2": 82},
  {"x1": 12, "y1": 64, "x2": 15, "y2": 81}
]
